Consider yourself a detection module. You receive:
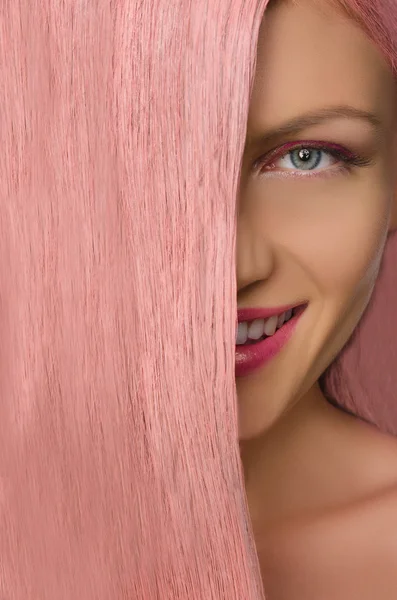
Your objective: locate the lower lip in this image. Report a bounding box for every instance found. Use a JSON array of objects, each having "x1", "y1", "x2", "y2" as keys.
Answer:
[{"x1": 235, "y1": 305, "x2": 307, "y2": 378}]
